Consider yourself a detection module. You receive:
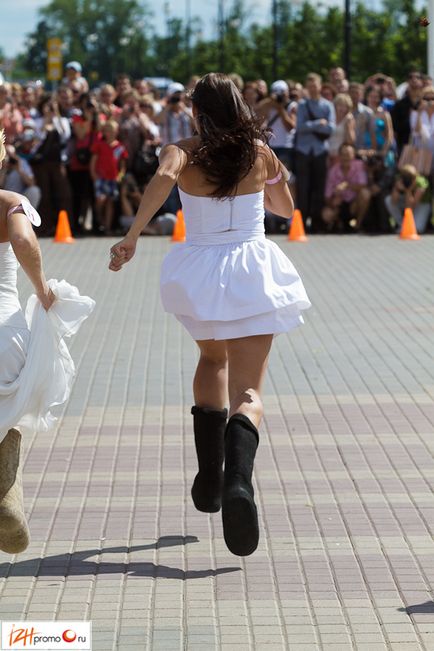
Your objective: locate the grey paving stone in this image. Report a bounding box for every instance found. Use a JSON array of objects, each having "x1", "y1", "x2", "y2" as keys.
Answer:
[{"x1": 0, "y1": 235, "x2": 433, "y2": 650}]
